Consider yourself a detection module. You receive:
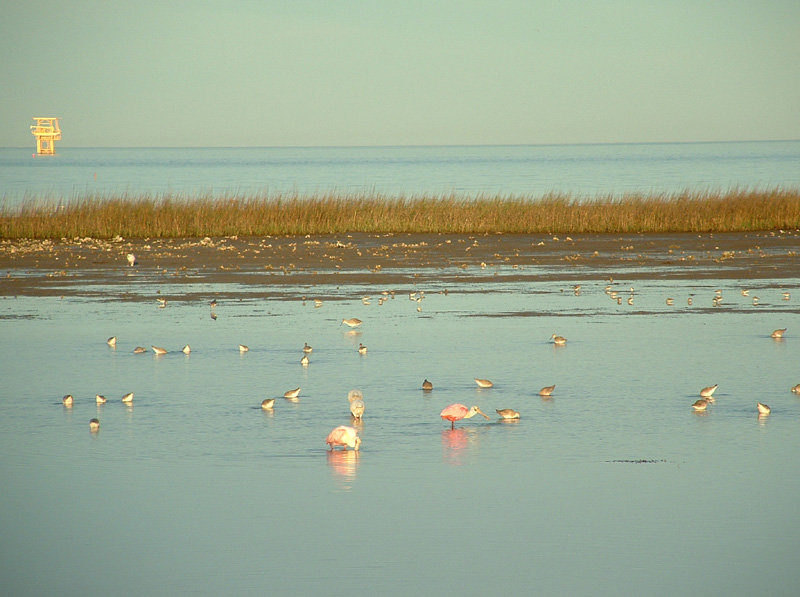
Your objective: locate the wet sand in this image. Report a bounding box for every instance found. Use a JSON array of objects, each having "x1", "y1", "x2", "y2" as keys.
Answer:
[{"x1": 1, "y1": 231, "x2": 799, "y2": 299}]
